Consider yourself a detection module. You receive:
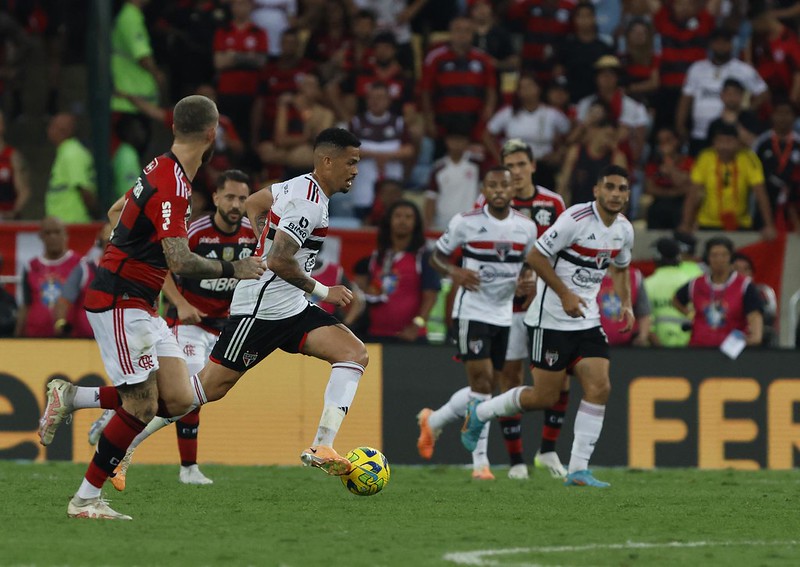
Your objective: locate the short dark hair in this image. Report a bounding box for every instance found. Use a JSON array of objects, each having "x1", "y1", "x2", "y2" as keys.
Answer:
[
  {"x1": 355, "y1": 8, "x2": 376, "y2": 21},
  {"x1": 313, "y1": 128, "x2": 361, "y2": 151},
  {"x1": 484, "y1": 165, "x2": 511, "y2": 179},
  {"x1": 732, "y1": 252, "x2": 754, "y2": 271},
  {"x1": 216, "y1": 169, "x2": 251, "y2": 191},
  {"x1": 772, "y1": 95, "x2": 797, "y2": 114},
  {"x1": 598, "y1": 164, "x2": 629, "y2": 182},
  {"x1": 173, "y1": 95, "x2": 218, "y2": 138},
  {"x1": 704, "y1": 236, "x2": 735, "y2": 261},
  {"x1": 713, "y1": 122, "x2": 739, "y2": 139},
  {"x1": 722, "y1": 78, "x2": 745, "y2": 92}
]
